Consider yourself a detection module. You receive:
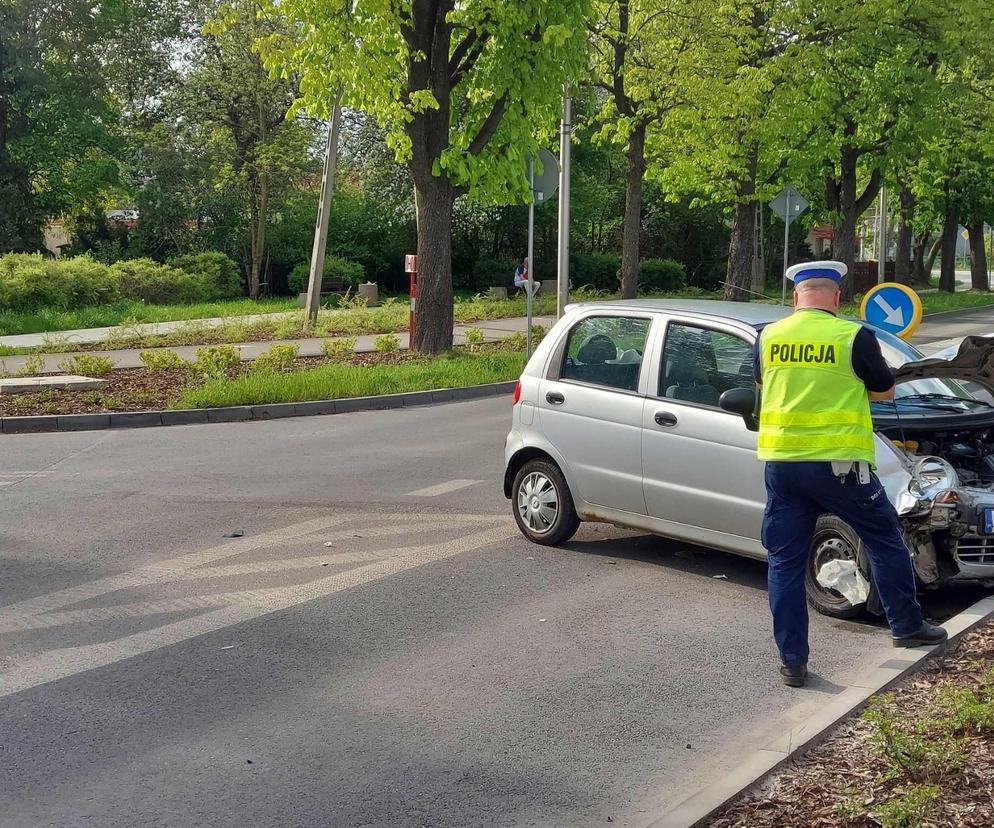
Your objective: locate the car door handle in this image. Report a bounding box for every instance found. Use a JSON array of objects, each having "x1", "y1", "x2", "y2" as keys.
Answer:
[
  {"x1": 654, "y1": 411, "x2": 678, "y2": 427},
  {"x1": 546, "y1": 391, "x2": 565, "y2": 405}
]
